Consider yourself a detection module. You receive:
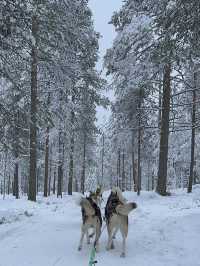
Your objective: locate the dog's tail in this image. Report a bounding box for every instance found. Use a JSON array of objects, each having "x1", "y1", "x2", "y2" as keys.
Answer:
[{"x1": 116, "y1": 202, "x2": 137, "y2": 216}]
